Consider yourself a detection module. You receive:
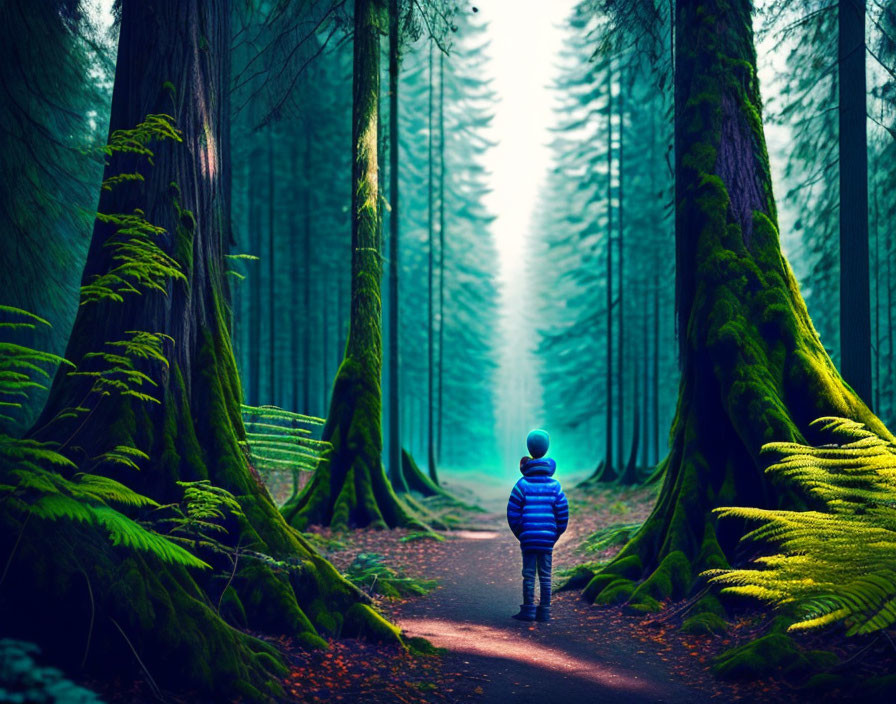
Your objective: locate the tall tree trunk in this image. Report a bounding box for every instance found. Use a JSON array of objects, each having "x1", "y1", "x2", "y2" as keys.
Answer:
[
  {"x1": 290, "y1": 143, "x2": 300, "y2": 411},
  {"x1": 652, "y1": 275, "x2": 660, "y2": 465},
  {"x1": 303, "y1": 132, "x2": 312, "y2": 414},
  {"x1": 322, "y1": 263, "x2": 329, "y2": 412},
  {"x1": 281, "y1": 0, "x2": 413, "y2": 530},
  {"x1": 839, "y1": 0, "x2": 871, "y2": 407},
  {"x1": 268, "y1": 125, "x2": 276, "y2": 405},
  {"x1": 888, "y1": 234, "x2": 893, "y2": 421},
  {"x1": 249, "y1": 152, "x2": 262, "y2": 406},
  {"x1": 641, "y1": 282, "x2": 650, "y2": 468},
  {"x1": 585, "y1": 0, "x2": 890, "y2": 609},
  {"x1": 11, "y1": 0, "x2": 388, "y2": 695},
  {"x1": 437, "y1": 51, "x2": 446, "y2": 467},
  {"x1": 616, "y1": 69, "x2": 625, "y2": 472},
  {"x1": 604, "y1": 56, "x2": 615, "y2": 478},
  {"x1": 873, "y1": 174, "x2": 880, "y2": 412},
  {"x1": 387, "y1": 0, "x2": 407, "y2": 492},
  {"x1": 426, "y1": 42, "x2": 439, "y2": 484}
]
